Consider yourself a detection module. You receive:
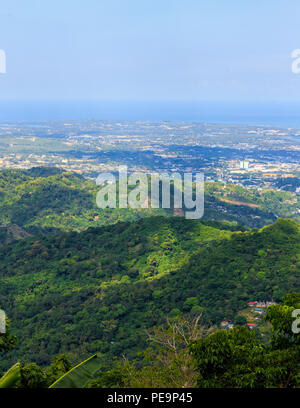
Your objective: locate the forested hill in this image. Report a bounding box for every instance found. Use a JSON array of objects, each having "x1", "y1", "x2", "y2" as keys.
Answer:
[
  {"x1": 0, "y1": 216, "x2": 299, "y2": 369},
  {"x1": 0, "y1": 167, "x2": 298, "y2": 237},
  {"x1": 0, "y1": 224, "x2": 31, "y2": 245},
  {"x1": 0, "y1": 167, "x2": 168, "y2": 236}
]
